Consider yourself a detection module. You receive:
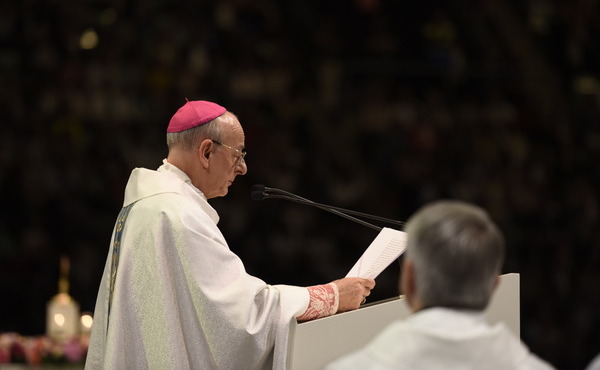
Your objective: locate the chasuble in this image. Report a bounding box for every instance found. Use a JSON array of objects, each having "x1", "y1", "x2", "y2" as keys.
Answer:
[{"x1": 86, "y1": 161, "x2": 310, "y2": 369}]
